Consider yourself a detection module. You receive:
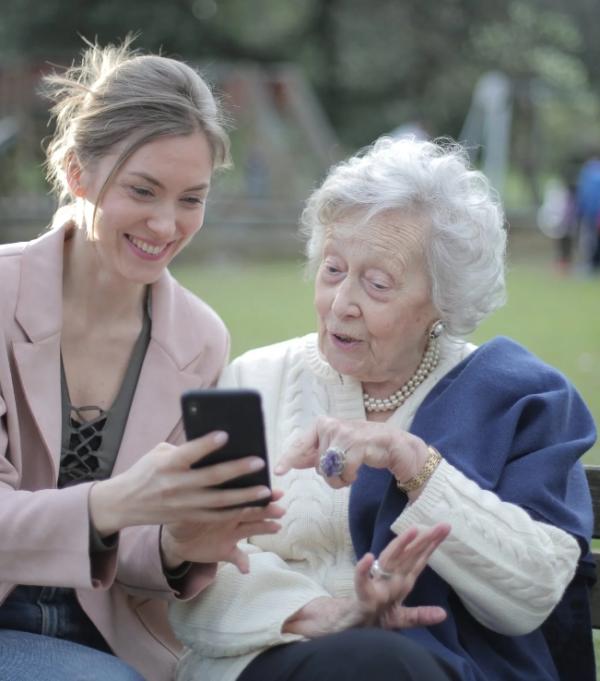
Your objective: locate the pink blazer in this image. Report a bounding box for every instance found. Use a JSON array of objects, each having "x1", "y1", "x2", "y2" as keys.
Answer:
[{"x1": 0, "y1": 223, "x2": 230, "y2": 680}]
